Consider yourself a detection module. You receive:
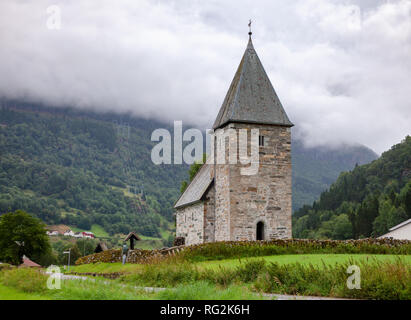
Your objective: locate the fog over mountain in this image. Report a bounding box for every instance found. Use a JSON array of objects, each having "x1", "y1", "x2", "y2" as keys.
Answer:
[{"x1": 1, "y1": 0, "x2": 410, "y2": 153}]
